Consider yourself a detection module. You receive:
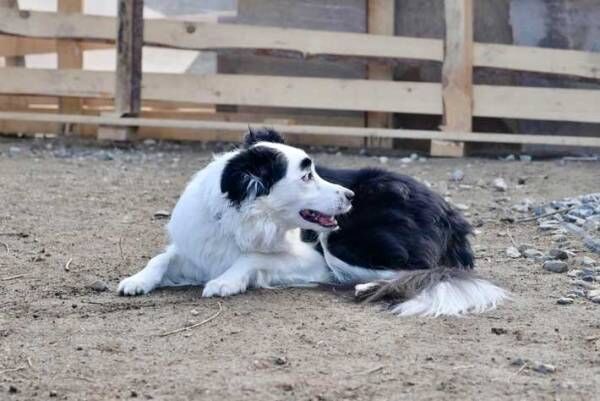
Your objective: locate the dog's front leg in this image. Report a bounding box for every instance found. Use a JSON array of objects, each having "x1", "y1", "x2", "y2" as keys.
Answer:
[{"x1": 201, "y1": 255, "x2": 255, "y2": 298}]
